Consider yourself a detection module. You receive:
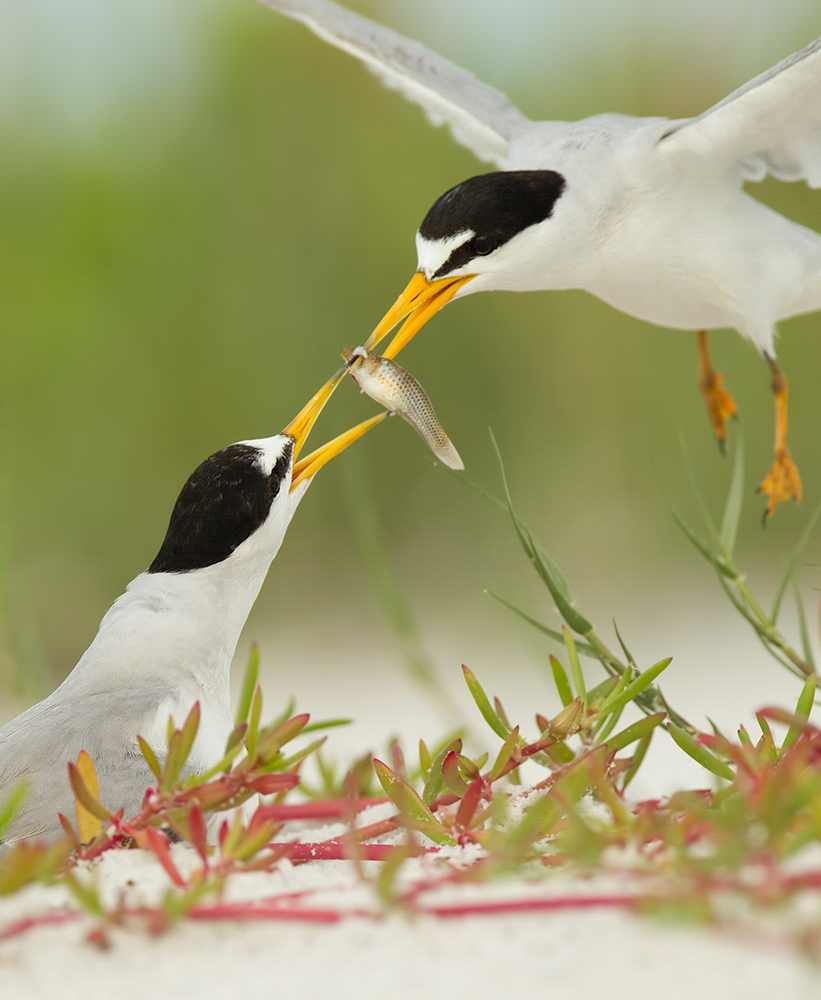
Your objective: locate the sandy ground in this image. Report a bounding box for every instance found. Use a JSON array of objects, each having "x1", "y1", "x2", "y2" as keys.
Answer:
[
  {"x1": 1, "y1": 819, "x2": 819, "y2": 1000},
  {"x1": 2, "y1": 592, "x2": 820, "y2": 998},
  {"x1": 3, "y1": 900, "x2": 818, "y2": 1000}
]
